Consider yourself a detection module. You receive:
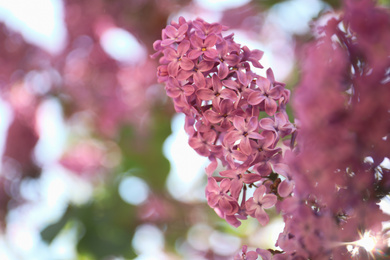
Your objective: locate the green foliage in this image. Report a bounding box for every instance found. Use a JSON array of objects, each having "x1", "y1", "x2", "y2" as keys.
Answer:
[
  {"x1": 253, "y1": 0, "x2": 289, "y2": 8},
  {"x1": 40, "y1": 105, "x2": 173, "y2": 259},
  {"x1": 379, "y1": 0, "x2": 390, "y2": 6},
  {"x1": 41, "y1": 178, "x2": 138, "y2": 259},
  {"x1": 117, "y1": 107, "x2": 172, "y2": 191},
  {"x1": 253, "y1": 0, "x2": 343, "y2": 9}
]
